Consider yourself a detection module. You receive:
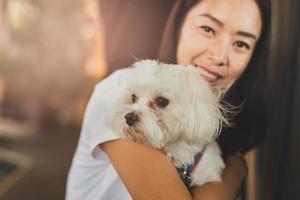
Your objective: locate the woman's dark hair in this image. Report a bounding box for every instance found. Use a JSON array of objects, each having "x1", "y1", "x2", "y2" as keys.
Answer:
[{"x1": 158, "y1": 0, "x2": 272, "y2": 156}]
